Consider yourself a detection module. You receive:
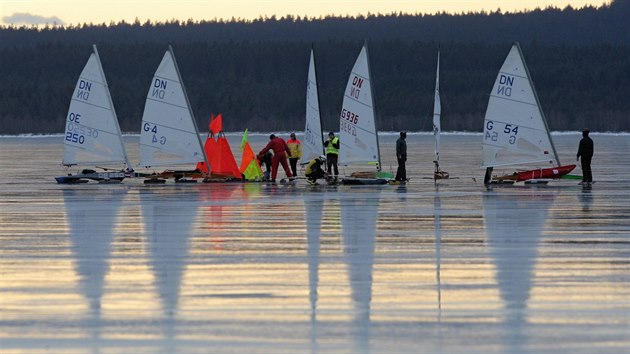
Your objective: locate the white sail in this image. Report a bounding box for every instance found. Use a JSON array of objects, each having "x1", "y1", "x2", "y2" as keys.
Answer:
[
  {"x1": 62, "y1": 45, "x2": 129, "y2": 167},
  {"x1": 138, "y1": 46, "x2": 206, "y2": 168},
  {"x1": 301, "y1": 48, "x2": 325, "y2": 165},
  {"x1": 482, "y1": 43, "x2": 558, "y2": 168},
  {"x1": 433, "y1": 51, "x2": 442, "y2": 163},
  {"x1": 339, "y1": 44, "x2": 380, "y2": 168}
]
